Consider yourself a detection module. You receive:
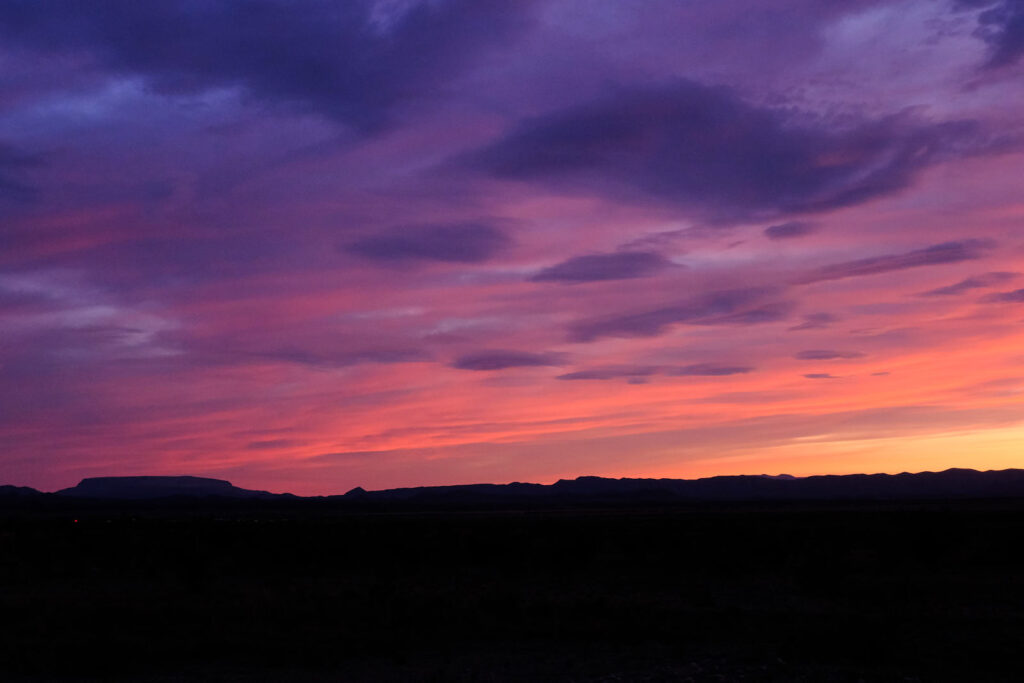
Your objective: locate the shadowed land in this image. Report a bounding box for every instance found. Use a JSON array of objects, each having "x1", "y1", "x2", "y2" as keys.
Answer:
[{"x1": 2, "y1": 473, "x2": 1024, "y2": 681}]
